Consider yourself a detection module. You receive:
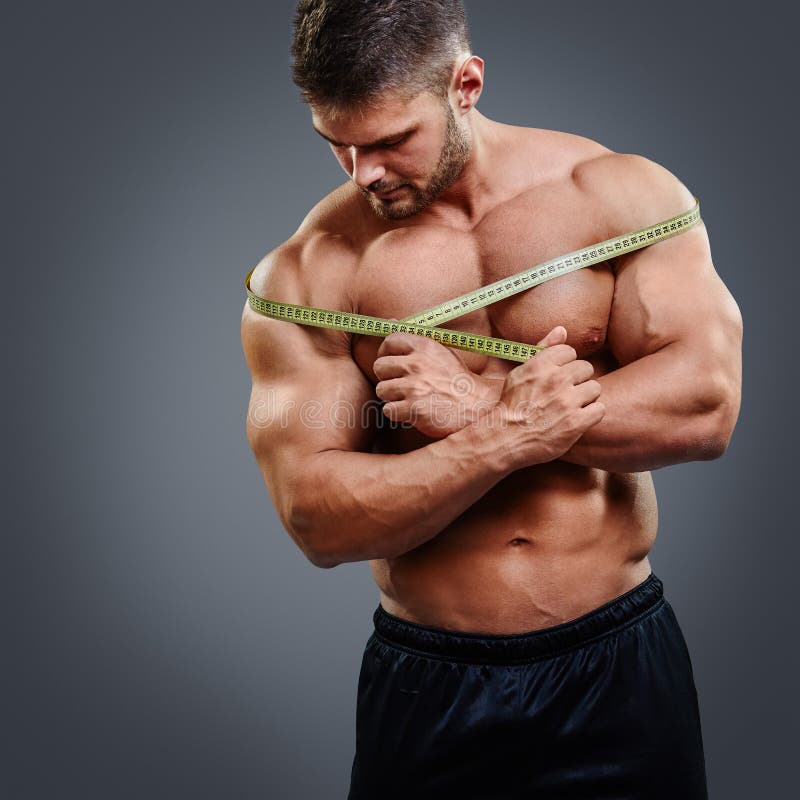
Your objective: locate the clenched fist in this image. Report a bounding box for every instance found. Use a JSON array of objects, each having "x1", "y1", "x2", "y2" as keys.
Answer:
[
  {"x1": 485, "y1": 325, "x2": 606, "y2": 470},
  {"x1": 373, "y1": 327, "x2": 500, "y2": 439}
]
